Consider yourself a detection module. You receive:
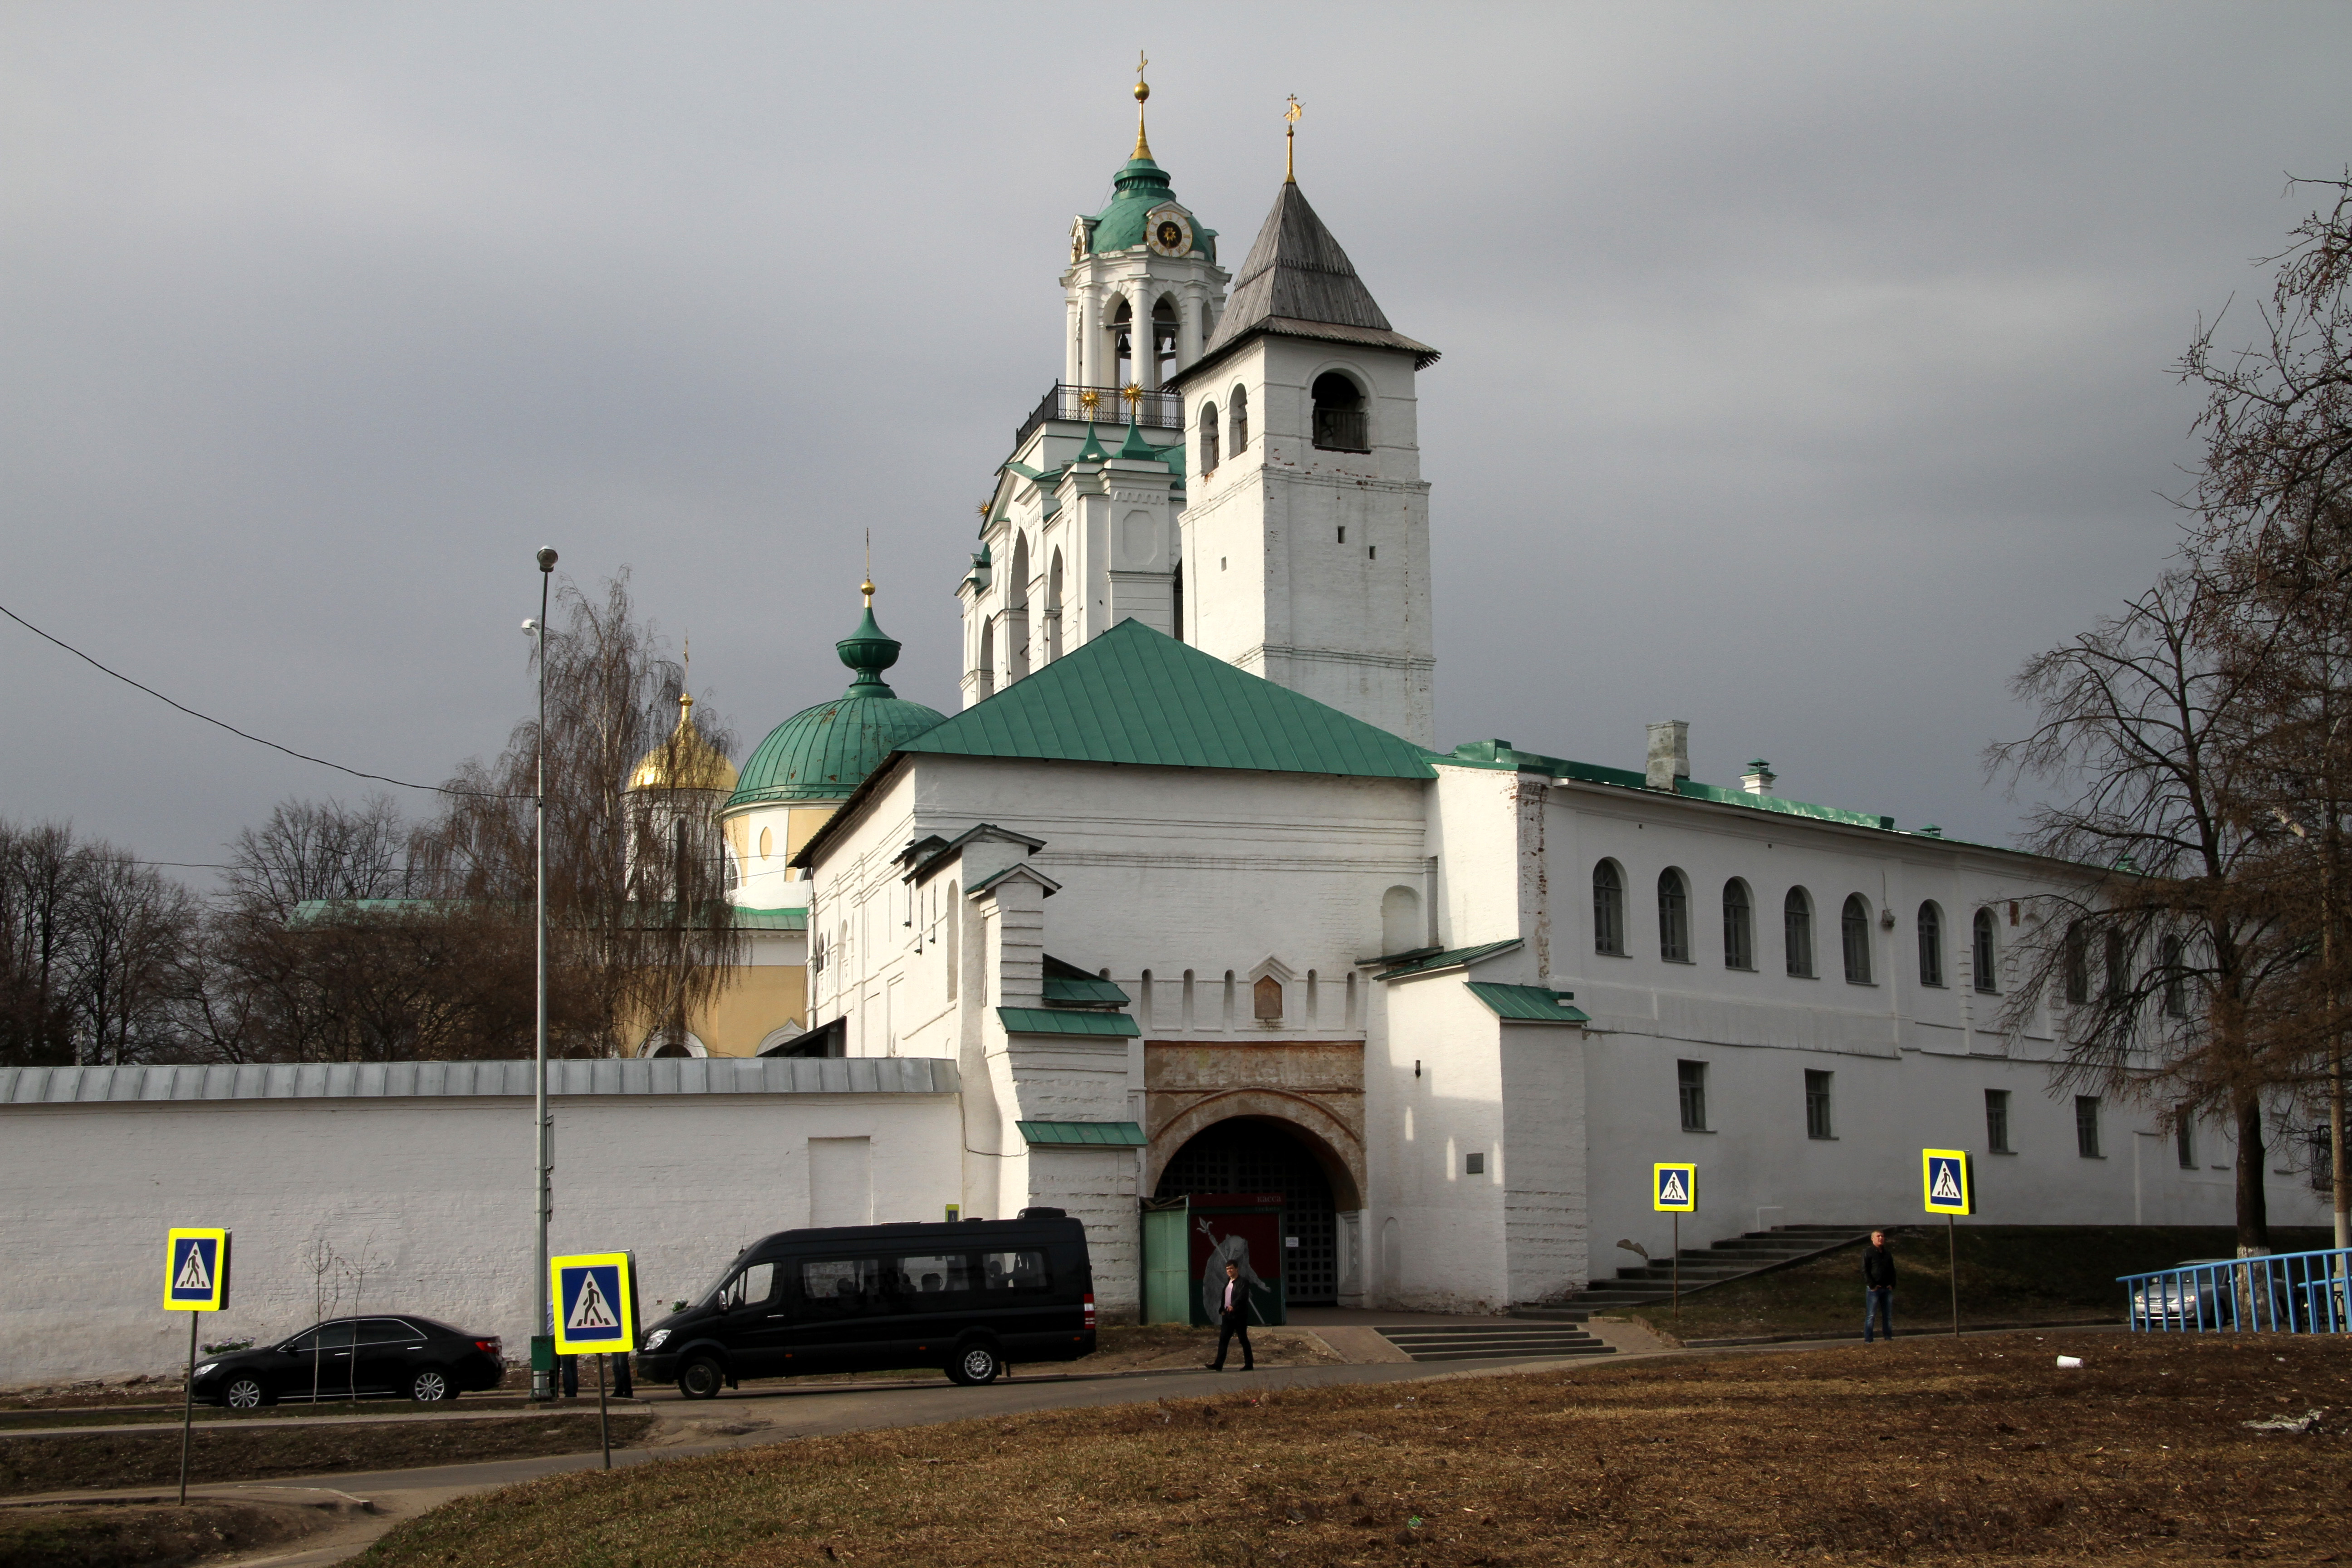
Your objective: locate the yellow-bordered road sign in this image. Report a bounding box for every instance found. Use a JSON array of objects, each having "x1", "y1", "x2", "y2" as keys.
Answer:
[
  {"x1": 1921, "y1": 1149, "x2": 1974, "y2": 1215},
  {"x1": 550, "y1": 1252, "x2": 637, "y2": 1354},
  {"x1": 164, "y1": 1228, "x2": 231, "y2": 1312},
  {"x1": 1652, "y1": 1163, "x2": 1697, "y2": 1213}
]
